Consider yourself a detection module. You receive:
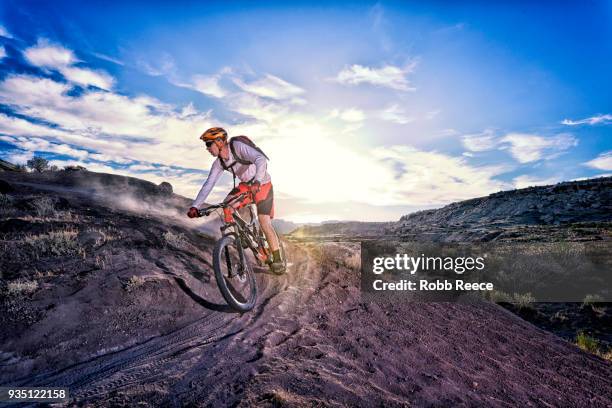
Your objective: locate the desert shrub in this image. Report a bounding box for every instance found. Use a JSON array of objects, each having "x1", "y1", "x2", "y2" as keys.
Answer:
[
  {"x1": 575, "y1": 331, "x2": 599, "y2": 353},
  {"x1": 512, "y1": 292, "x2": 535, "y2": 309},
  {"x1": 26, "y1": 156, "x2": 49, "y2": 172},
  {"x1": 25, "y1": 230, "x2": 82, "y2": 258},
  {"x1": 163, "y1": 231, "x2": 187, "y2": 249},
  {"x1": 488, "y1": 290, "x2": 513, "y2": 303},
  {"x1": 343, "y1": 250, "x2": 361, "y2": 271},
  {"x1": 32, "y1": 197, "x2": 56, "y2": 218},
  {"x1": 582, "y1": 294, "x2": 604, "y2": 306},
  {"x1": 7, "y1": 279, "x2": 39, "y2": 296},
  {"x1": 261, "y1": 389, "x2": 302, "y2": 406},
  {"x1": 125, "y1": 275, "x2": 145, "y2": 292}
]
